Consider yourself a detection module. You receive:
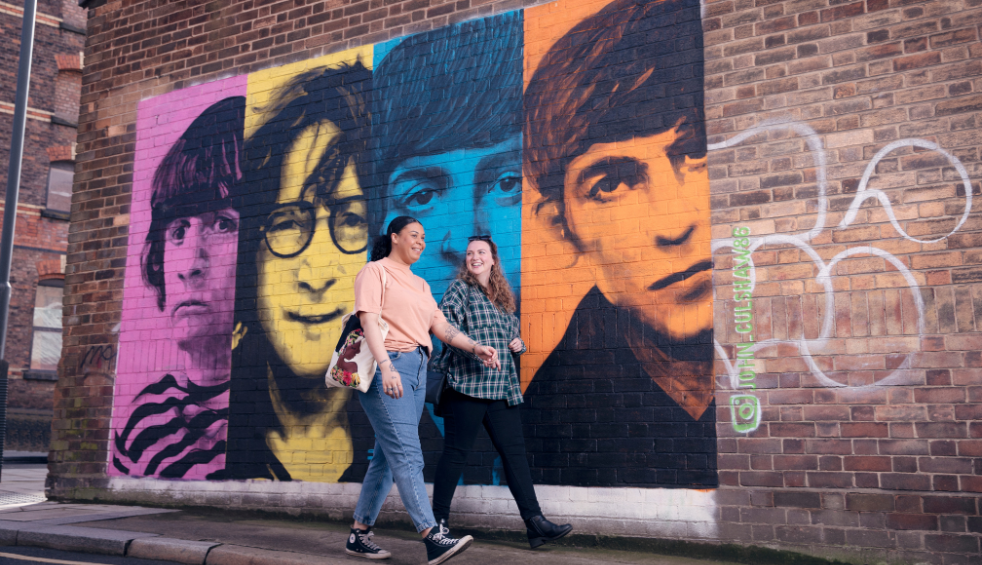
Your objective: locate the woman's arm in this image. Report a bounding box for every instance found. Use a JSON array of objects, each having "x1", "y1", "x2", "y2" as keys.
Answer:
[
  {"x1": 438, "y1": 281, "x2": 482, "y2": 362},
  {"x1": 431, "y1": 316, "x2": 501, "y2": 370},
  {"x1": 359, "y1": 312, "x2": 403, "y2": 398}
]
